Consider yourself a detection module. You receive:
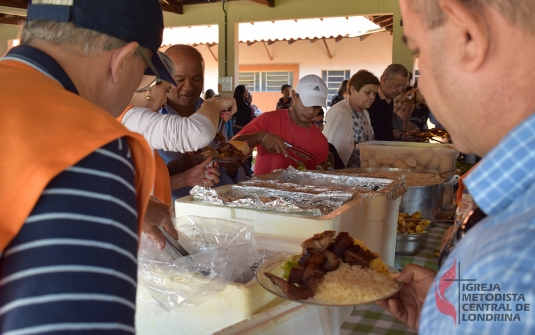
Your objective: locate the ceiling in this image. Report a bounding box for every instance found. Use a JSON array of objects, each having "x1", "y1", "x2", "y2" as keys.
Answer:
[
  {"x1": 0, "y1": 0, "x2": 274, "y2": 23},
  {"x1": 0, "y1": 0, "x2": 393, "y2": 37}
]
